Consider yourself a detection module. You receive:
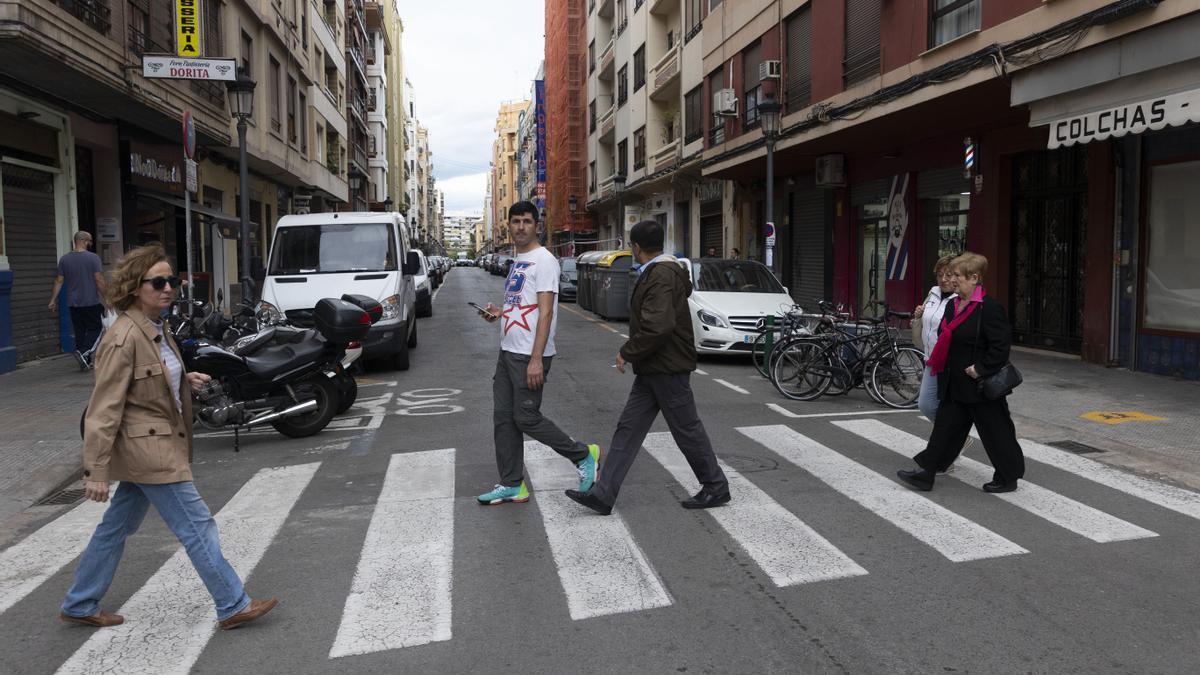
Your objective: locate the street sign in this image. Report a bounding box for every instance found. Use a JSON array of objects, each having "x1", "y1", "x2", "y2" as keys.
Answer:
[
  {"x1": 175, "y1": 0, "x2": 202, "y2": 57},
  {"x1": 185, "y1": 159, "x2": 198, "y2": 193},
  {"x1": 765, "y1": 221, "x2": 776, "y2": 246},
  {"x1": 182, "y1": 110, "x2": 196, "y2": 160},
  {"x1": 142, "y1": 56, "x2": 236, "y2": 81}
]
